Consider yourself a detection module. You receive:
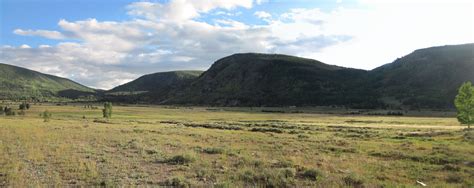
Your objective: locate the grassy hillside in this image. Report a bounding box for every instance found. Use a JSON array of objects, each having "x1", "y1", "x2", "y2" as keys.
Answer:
[
  {"x1": 370, "y1": 43, "x2": 474, "y2": 108},
  {"x1": 0, "y1": 63, "x2": 95, "y2": 100},
  {"x1": 163, "y1": 53, "x2": 379, "y2": 107}
]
